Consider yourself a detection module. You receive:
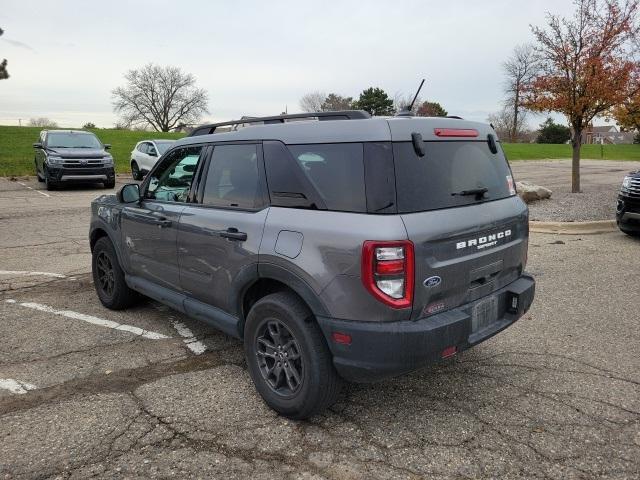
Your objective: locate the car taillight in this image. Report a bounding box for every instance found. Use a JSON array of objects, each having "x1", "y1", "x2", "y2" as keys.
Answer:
[
  {"x1": 433, "y1": 128, "x2": 479, "y2": 137},
  {"x1": 361, "y1": 240, "x2": 414, "y2": 309}
]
